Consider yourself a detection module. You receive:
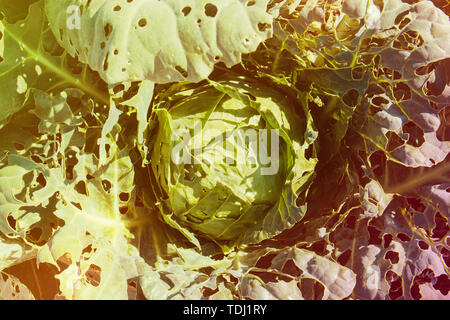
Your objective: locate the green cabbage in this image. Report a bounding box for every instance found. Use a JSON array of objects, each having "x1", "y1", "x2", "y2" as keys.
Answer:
[{"x1": 148, "y1": 77, "x2": 318, "y2": 247}]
